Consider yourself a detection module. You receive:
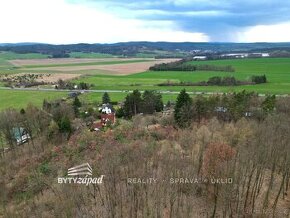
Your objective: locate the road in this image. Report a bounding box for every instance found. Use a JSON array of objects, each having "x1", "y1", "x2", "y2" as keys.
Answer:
[
  {"x1": 0, "y1": 86, "x2": 220, "y2": 95},
  {"x1": 0, "y1": 87, "x2": 288, "y2": 97}
]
